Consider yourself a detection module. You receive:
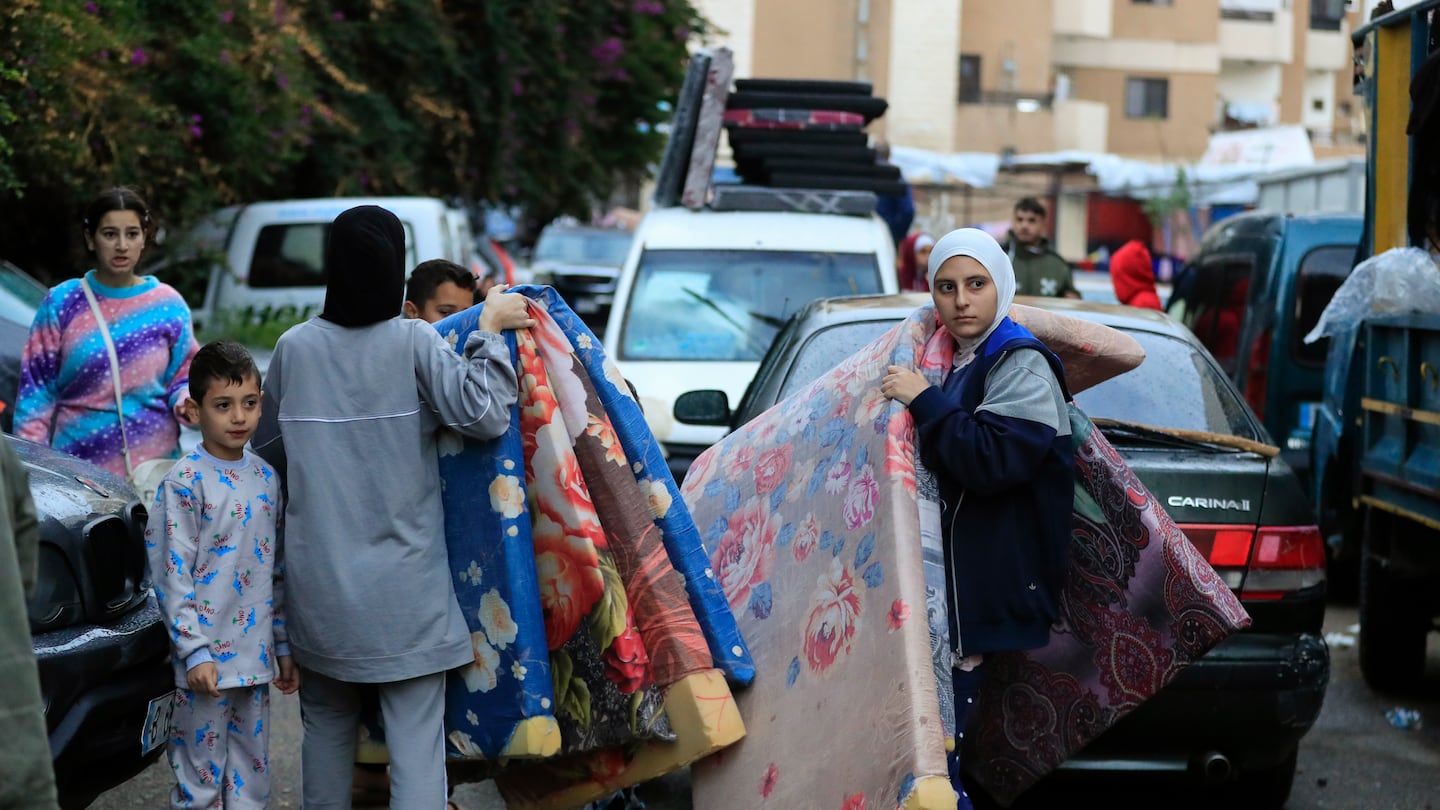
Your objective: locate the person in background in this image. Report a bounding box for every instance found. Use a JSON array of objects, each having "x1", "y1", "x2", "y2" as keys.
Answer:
[
  {"x1": 880, "y1": 228, "x2": 1074, "y2": 809},
  {"x1": 874, "y1": 140, "x2": 915, "y2": 249},
  {"x1": 404, "y1": 259, "x2": 477, "y2": 323},
  {"x1": 0, "y1": 435, "x2": 59, "y2": 810},
  {"x1": 898, "y1": 232, "x2": 936, "y2": 292},
  {"x1": 1002, "y1": 197, "x2": 1080, "y2": 299},
  {"x1": 1108, "y1": 240, "x2": 1163, "y2": 310},
  {"x1": 15, "y1": 187, "x2": 198, "y2": 475},
  {"x1": 146, "y1": 339, "x2": 299, "y2": 808},
  {"x1": 252, "y1": 205, "x2": 534, "y2": 810}
]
